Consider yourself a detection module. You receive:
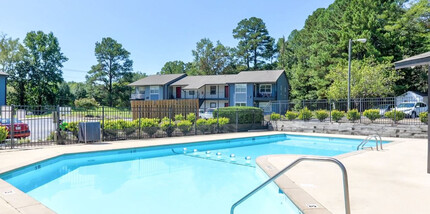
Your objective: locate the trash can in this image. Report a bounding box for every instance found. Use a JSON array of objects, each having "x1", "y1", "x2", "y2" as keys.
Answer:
[{"x1": 78, "y1": 122, "x2": 101, "y2": 143}]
